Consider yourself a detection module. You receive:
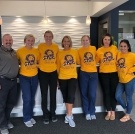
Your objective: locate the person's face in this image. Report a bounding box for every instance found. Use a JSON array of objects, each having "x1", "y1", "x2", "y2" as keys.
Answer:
[
  {"x1": 2, "y1": 35, "x2": 13, "y2": 50},
  {"x1": 103, "y1": 36, "x2": 111, "y2": 47},
  {"x1": 44, "y1": 33, "x2": 53, "y2": 44},
  {"x1": 120, "y1": 42, "x2": 129, "y2": 53},
  {"x1": 25, "y1": 37, "x2": 35, "y2": 48},
  {"x1": 81, "y1": 36, "x2": 90, "y2": 47},
  {"x1": 63, "y1": 37, "x2": 71, "y2": 50}
]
